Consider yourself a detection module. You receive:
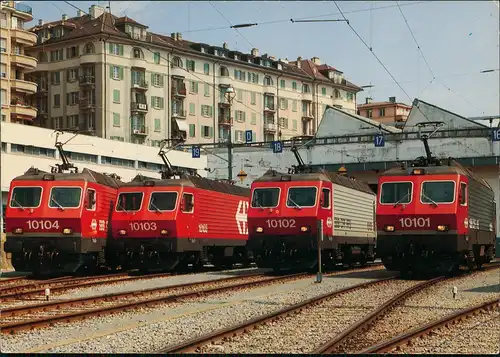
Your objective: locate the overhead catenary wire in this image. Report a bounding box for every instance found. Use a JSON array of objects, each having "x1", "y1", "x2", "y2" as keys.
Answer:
[{"x1": 208, "y1": 1, "x2": 255, "y2": 50}]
